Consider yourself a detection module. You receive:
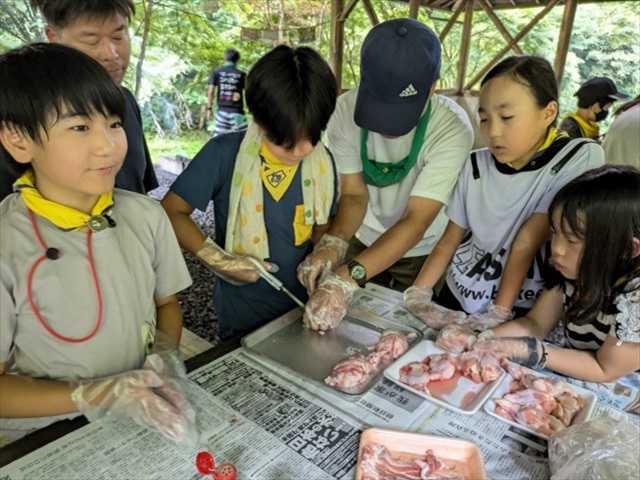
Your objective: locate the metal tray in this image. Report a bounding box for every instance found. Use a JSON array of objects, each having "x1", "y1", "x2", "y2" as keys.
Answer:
[{"x1": 241, "y1": 307, "x2": 423, "y2": 399}]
